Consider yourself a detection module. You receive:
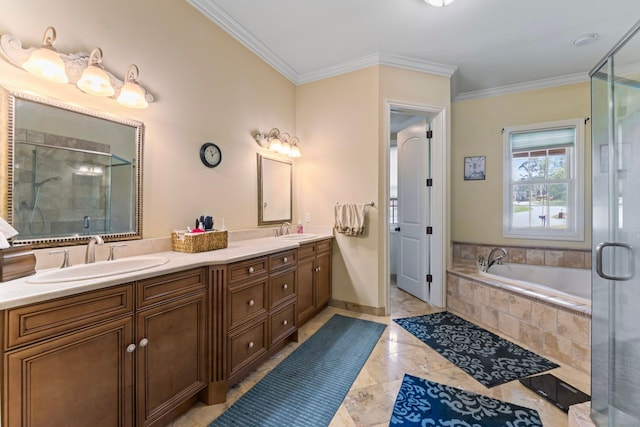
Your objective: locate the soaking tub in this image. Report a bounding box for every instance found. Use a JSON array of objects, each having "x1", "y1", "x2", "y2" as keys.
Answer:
[{"x1": 481, "y1": 263, "x2": 591, "y2": 303}]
